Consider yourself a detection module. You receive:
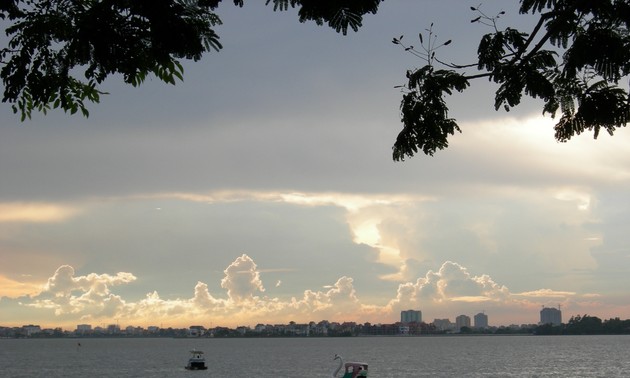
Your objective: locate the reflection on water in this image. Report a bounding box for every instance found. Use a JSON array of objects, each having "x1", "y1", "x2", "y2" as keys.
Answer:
[{"x1": 1, "y1": 335, "x2": 629, "y2": 377}]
